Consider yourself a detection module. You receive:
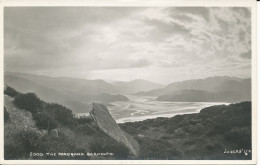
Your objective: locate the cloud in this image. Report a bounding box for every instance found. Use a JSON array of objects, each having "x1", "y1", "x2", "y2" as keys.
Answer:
[
  {"x1": 240, "y1": 51, "x2": 251, "y2": 59},
  {"x1": 143, "y1": 18, "x2": 190, "y2": 42},
  {"x1": 4, "y1": 7, "x2": 251, "y2": 84},
  {"x1": 170, "y1": 7, "x2": 210, "y2": 21}
]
